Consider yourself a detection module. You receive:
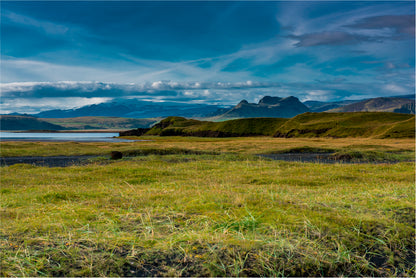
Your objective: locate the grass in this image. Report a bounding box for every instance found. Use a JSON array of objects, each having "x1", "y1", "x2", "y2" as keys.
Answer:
[
  {"x1": 0, "y1": 138, "x2": 415, "y2": 276},
  {"x1": 141, "y1": 112, "x2": 415, "y2": 139},
  {"x1": 1, "y1": 136, "x2": 414, "y2": 157}
]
